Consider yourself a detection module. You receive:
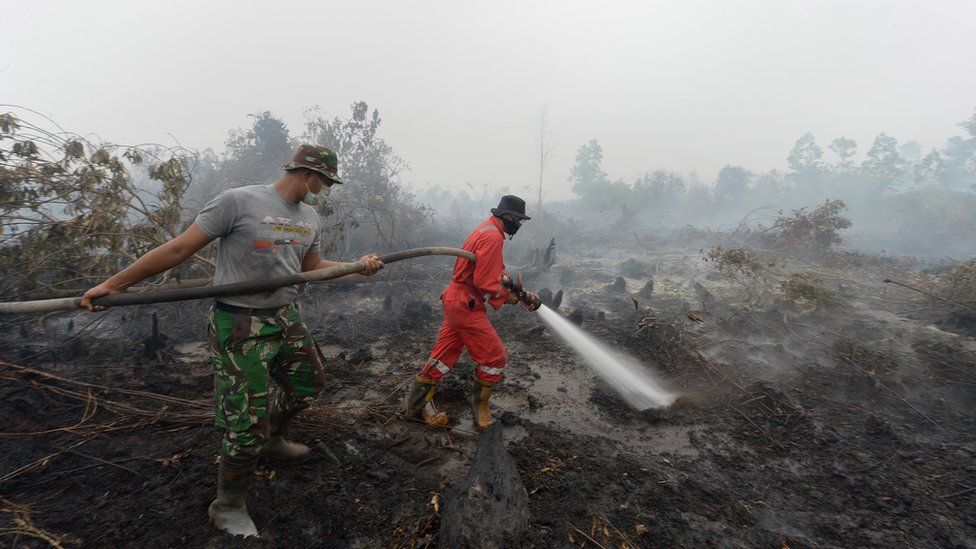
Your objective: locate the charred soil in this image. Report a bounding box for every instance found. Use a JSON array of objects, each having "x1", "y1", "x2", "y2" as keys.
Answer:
[{"x1": 1, "y1": 243, "x2": 974, "y2": 548}]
